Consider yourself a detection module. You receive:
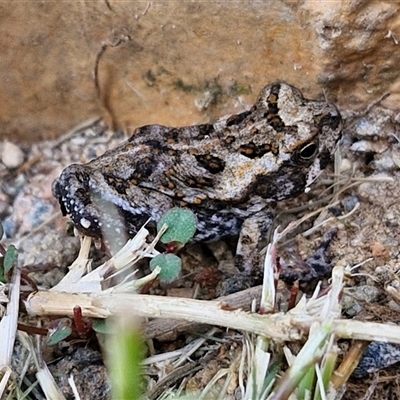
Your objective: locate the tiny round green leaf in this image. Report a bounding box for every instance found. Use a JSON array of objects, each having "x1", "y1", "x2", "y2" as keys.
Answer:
[
  {"x1": 0, "y1": 262, "x2": 5, "y2": 284},
  {"x1": 149, "y1": 254, "x2": 182, "y2": 283},
  {"x1": 157, "y1": 208, "x2": 197, "y2": 244},
  {"x1": 46, "y1": 320, "x2": 73, "y2": 345},
  {"x1": 4, "y1": 245, "x2": 18, "y2": 274},
  {"x1": 92, "y1": 318, "x2": 113, "y2": 334}
]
